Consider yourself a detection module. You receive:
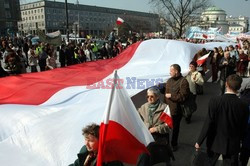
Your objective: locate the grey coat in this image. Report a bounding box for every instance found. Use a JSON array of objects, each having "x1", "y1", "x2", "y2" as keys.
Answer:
[{"x1": 138, "y1": 101, "x2": 170, "y2": 134}]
